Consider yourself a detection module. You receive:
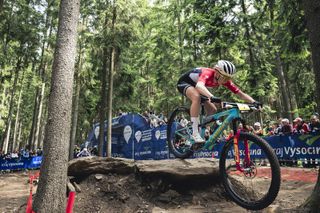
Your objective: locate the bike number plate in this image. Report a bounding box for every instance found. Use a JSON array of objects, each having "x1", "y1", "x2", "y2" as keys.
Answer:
[{"x1": 236, "y1": 103, "x2": 250, "y2": 111}]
